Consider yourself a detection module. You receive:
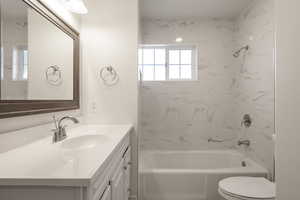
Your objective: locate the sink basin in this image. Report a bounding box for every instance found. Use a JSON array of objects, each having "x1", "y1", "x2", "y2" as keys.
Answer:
[{"x1": 61, "y1": 135, "x2": 109, "y2": 150}]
